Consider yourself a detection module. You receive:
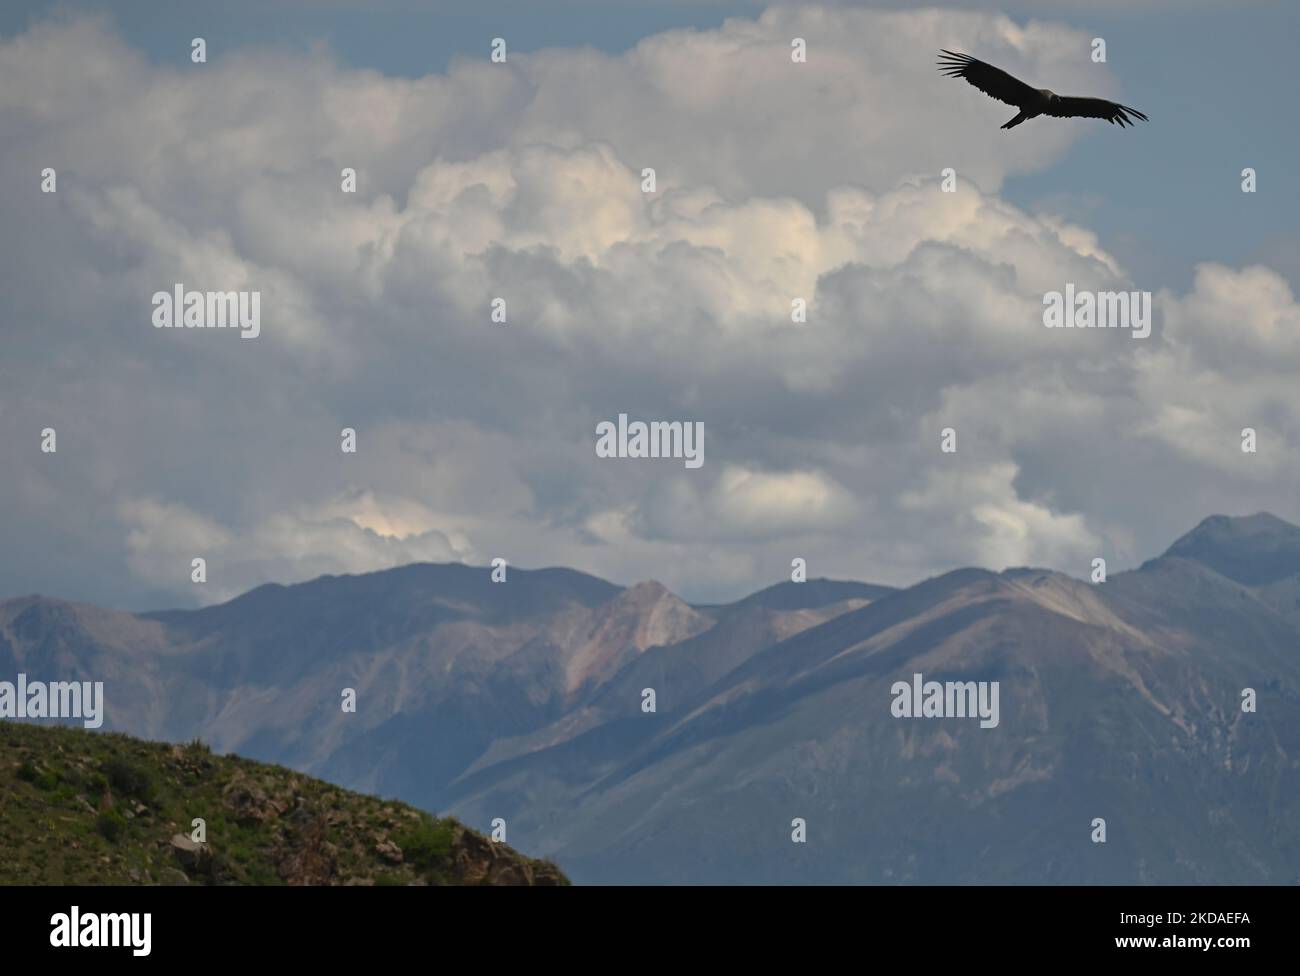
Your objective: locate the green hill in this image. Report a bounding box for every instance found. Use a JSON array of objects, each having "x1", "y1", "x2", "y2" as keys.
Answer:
[{"x1": 0, "y1": 721, "x2": 567, "y2": 885}]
